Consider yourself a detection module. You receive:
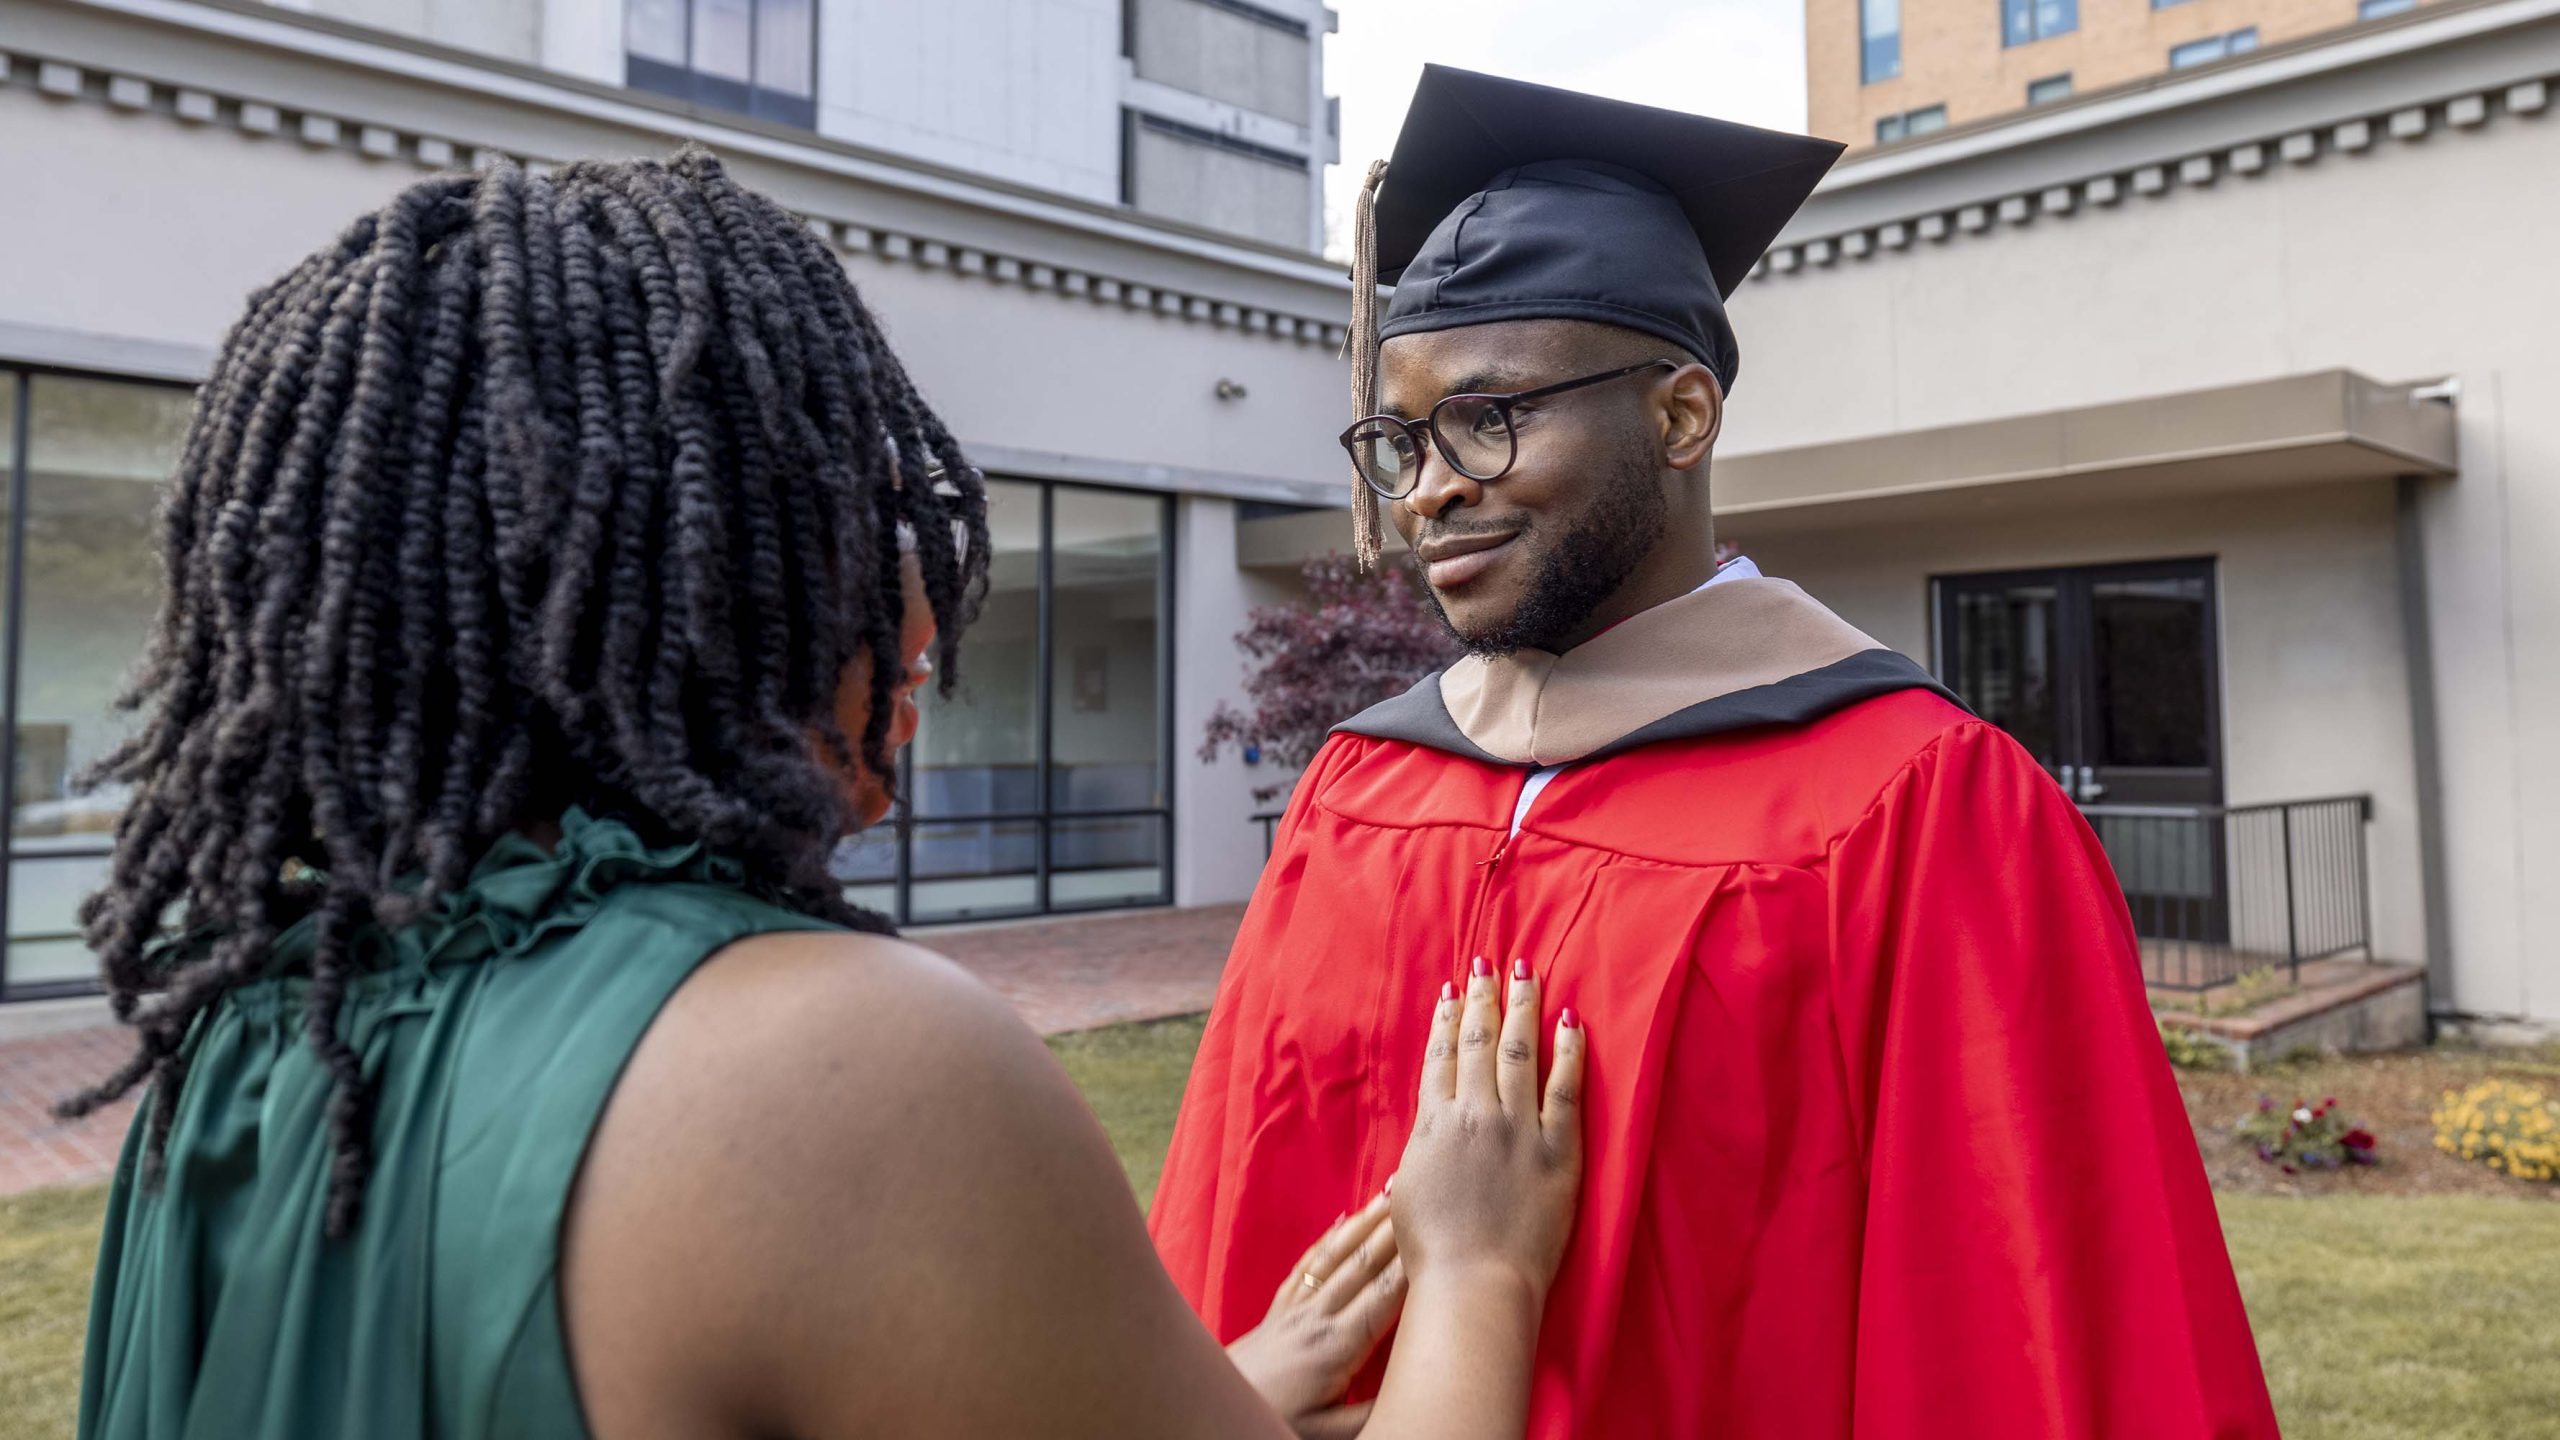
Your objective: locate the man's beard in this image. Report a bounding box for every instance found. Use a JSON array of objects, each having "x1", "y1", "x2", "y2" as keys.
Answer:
[{"x1": 1427, "y1": 435, "x2": 1668, "y2": 657}]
